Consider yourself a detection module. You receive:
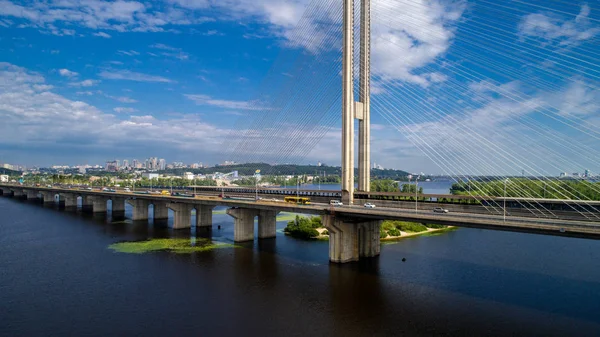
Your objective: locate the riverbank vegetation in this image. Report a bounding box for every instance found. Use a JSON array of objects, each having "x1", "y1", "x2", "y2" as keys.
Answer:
[
  {"x1": 451, "y1": 179, "x2": 600, "y2": 200},
  {"x1": 283, "y1": 216, "x2": 323, "y2": 239},
  {"x1": 380, "y1": 220, "x2": 449, "y2": 239},
  {"x1": 284, "y1": 216, "x2": 449, "y2": 241}
]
